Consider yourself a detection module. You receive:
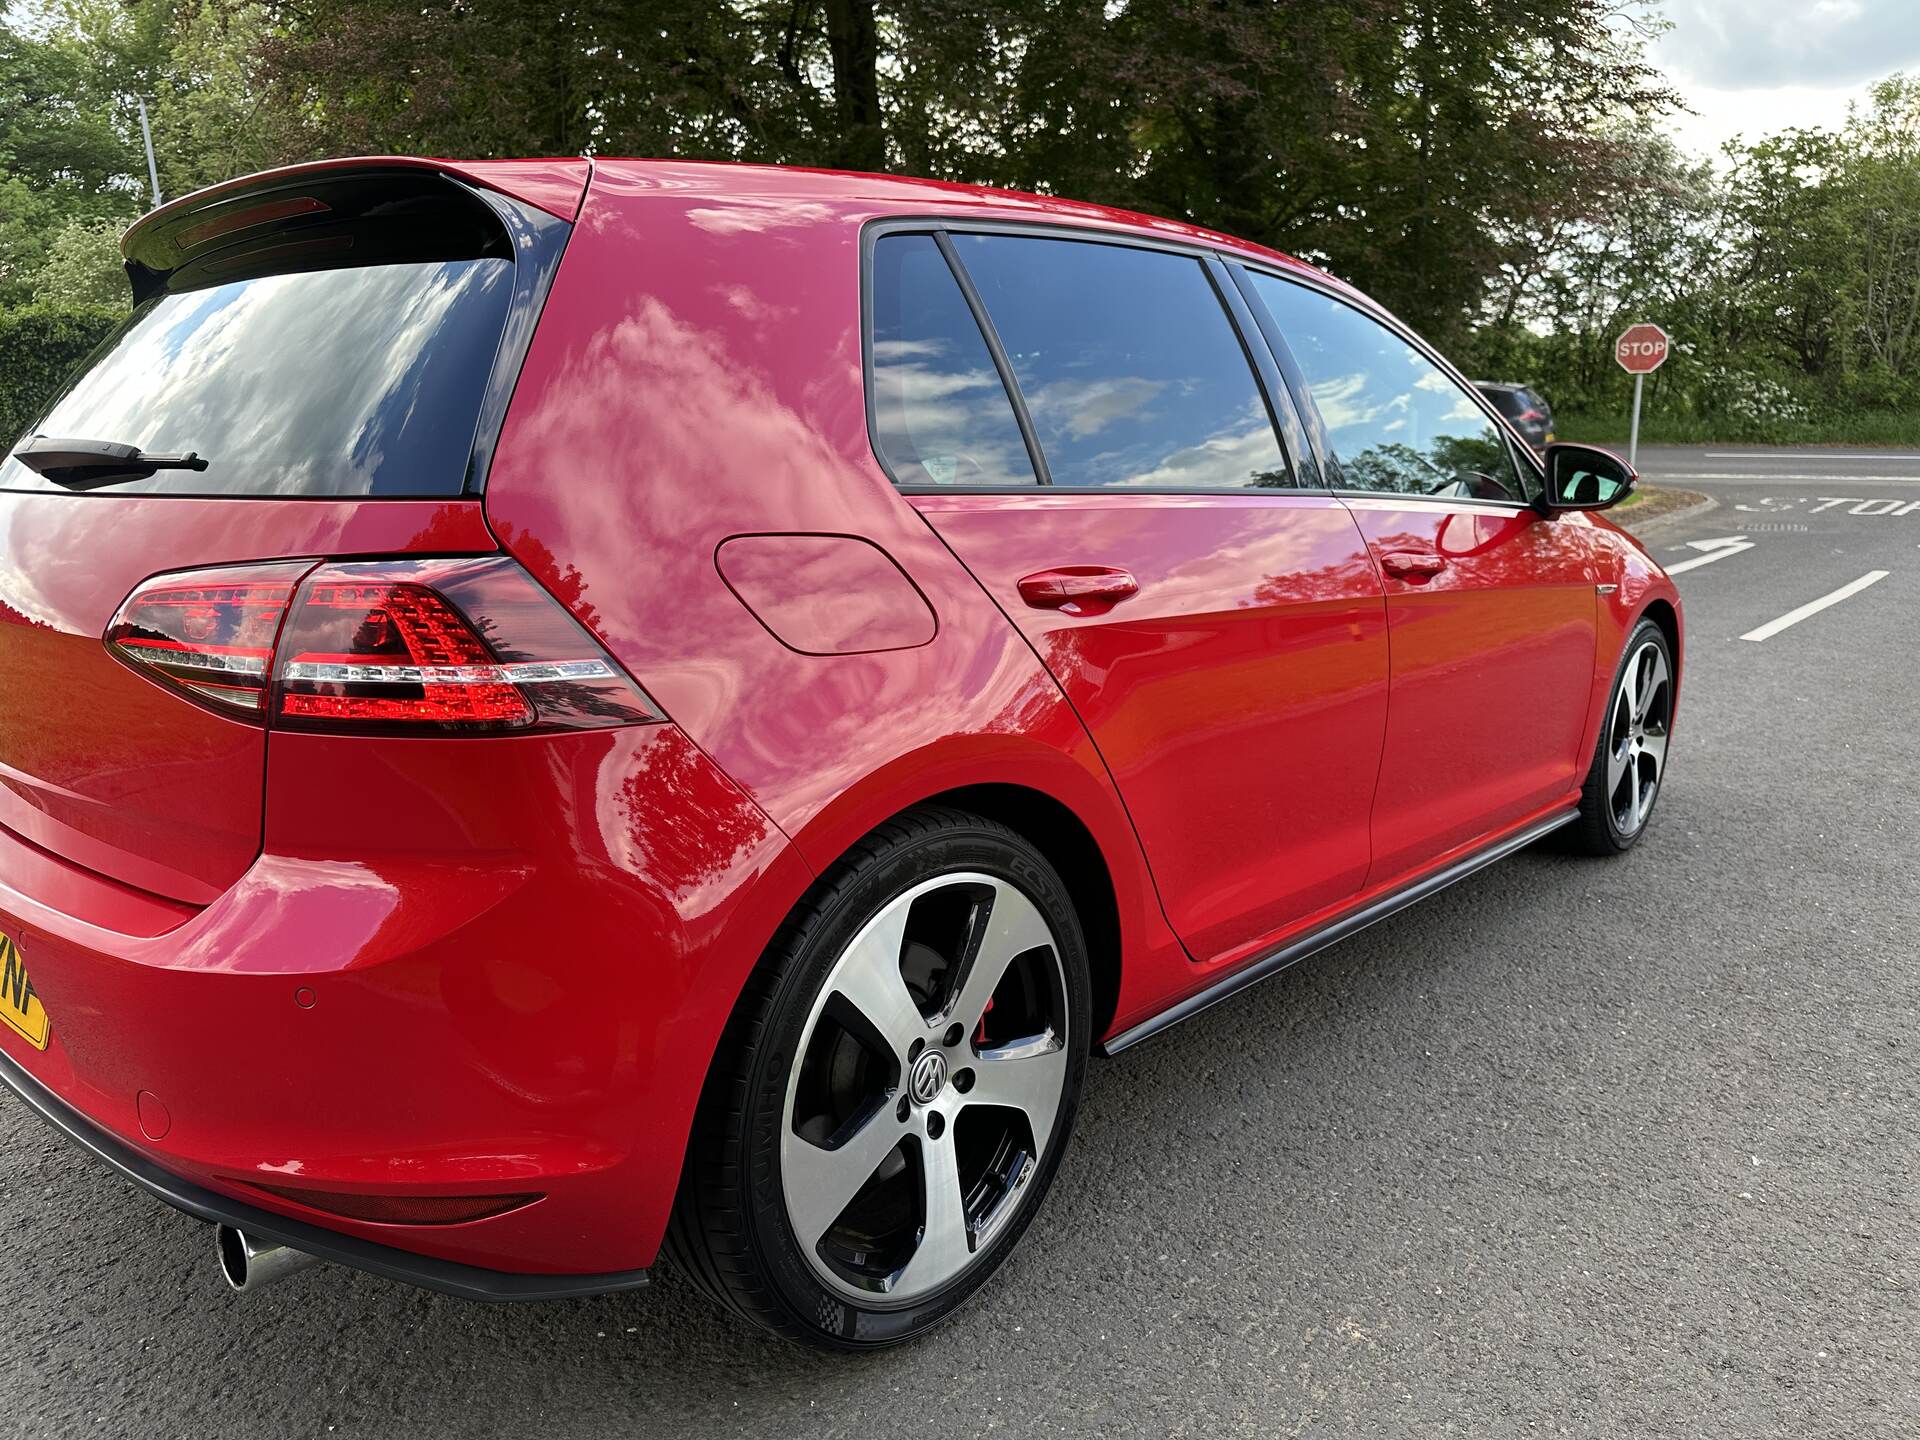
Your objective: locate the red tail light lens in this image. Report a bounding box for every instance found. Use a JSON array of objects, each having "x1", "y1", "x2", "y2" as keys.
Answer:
[
  {"x1": 275, "y1": 577, "x2": 537, "y2": 728},
  {"x1": 106, "y1": 556, "x2": 660, "y2": 733},
  {"x1": 272, "y1": 557, "x2": 658, "y2": 733},
  {"x1": 105, "y1": 563, "x2": 311, "y2": 716}
]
